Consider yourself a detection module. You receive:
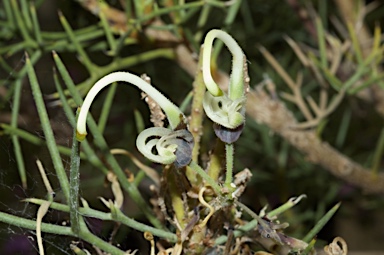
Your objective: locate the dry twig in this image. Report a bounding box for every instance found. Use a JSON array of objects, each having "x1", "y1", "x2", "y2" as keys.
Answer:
[{"x1": 246, "y1": 87, "x2": 384, "y2": 194}]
